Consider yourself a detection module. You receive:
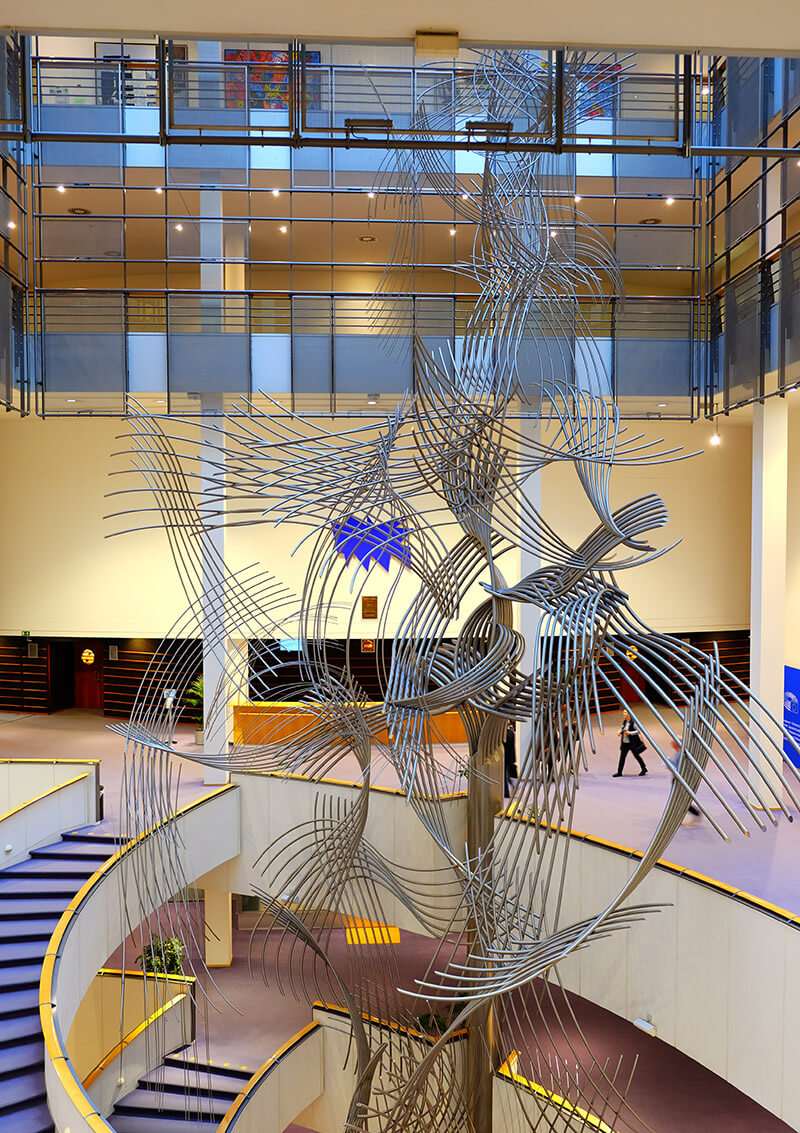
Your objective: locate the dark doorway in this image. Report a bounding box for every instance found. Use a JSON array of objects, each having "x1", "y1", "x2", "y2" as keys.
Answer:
[{"x1": 74, "y1": 642, "x2": 104, "y2": 709}]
